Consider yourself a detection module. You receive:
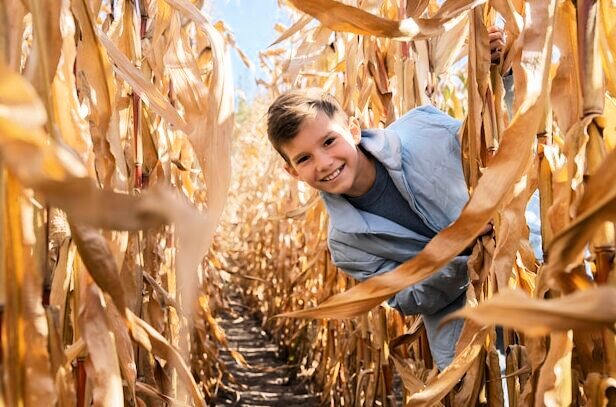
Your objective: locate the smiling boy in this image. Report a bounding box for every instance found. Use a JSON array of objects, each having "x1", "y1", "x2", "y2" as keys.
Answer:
[
  {"x1": 264, "y1": 27, "x2": 527, "y2": 370},
  {"x1": 267, "y1": 90, "x2": 473, "y2": 370}
]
